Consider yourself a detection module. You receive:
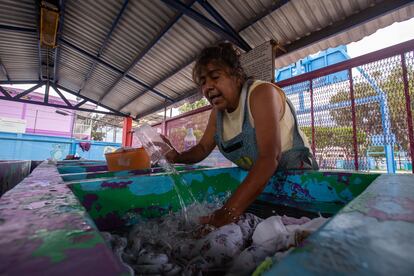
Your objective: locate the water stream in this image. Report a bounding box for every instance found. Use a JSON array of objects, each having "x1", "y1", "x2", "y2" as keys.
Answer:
[{"x1": 136, "y1": 124, "x2": 199, "y2": 224}]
